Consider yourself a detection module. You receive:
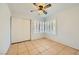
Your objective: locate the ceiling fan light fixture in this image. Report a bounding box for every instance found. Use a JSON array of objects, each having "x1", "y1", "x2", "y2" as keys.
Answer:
[
  {"x1": 38, "y1": 5, "x2": 43, "y2": 10},
  {"x1": 32, "y1": 3, "x2": 51, "y2": 15}
]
